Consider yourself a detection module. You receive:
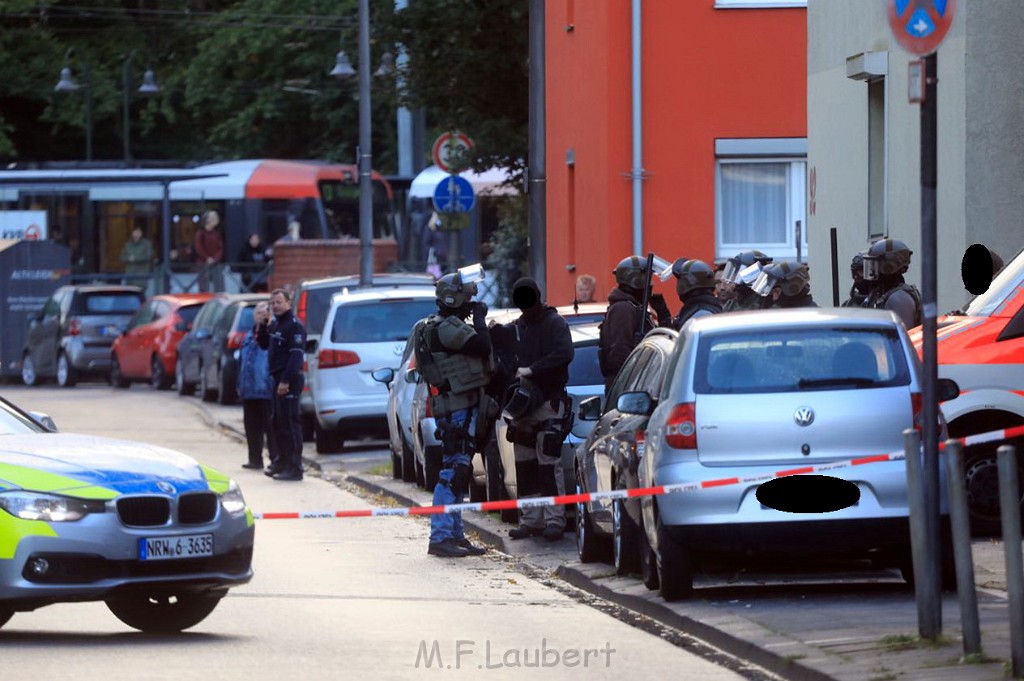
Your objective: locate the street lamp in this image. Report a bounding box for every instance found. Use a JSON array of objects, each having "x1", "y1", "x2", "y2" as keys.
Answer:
[
  {"x1": 54, "y1": 48, "x2": 94, "y2": 161},
  {"x1": 330, "y1": 0, "x2": 374, "y2": 287},
  {"x1": 122, "y1": 50, "x2": 161, "y2": 162}
]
